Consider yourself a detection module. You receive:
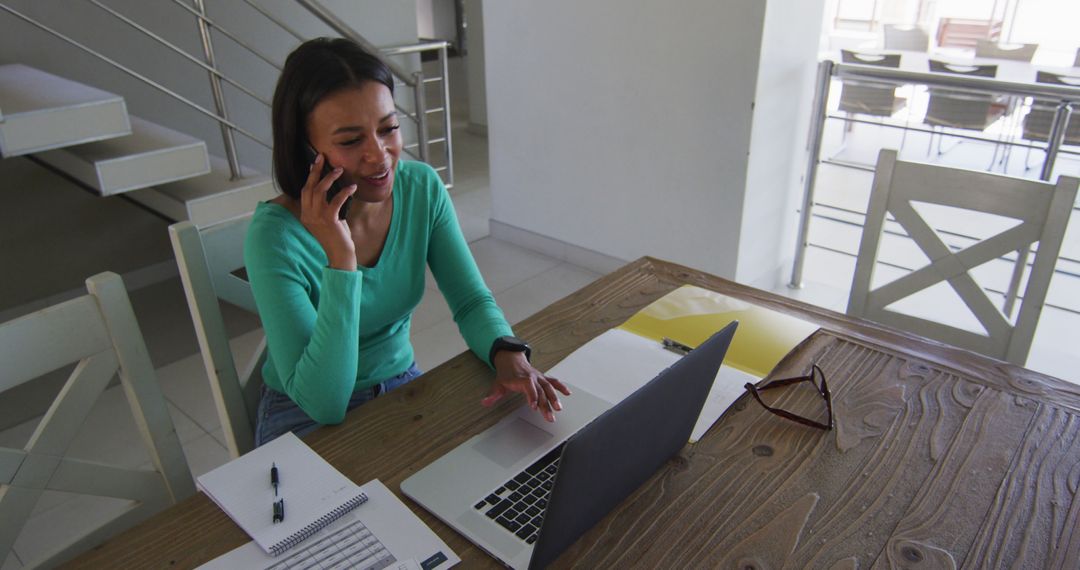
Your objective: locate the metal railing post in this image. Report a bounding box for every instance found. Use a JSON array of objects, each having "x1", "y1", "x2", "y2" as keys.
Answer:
[
  {"x1": 1003, "y1": 101, "x2": 1076, "y2": 318},
  {"x1": 192, "y1": 0, "x2": 241, "y2": 180},
  {"x1": 439, "y1": 44, "x2": 455, "y2": 187},
  {"x1": 790, "y1": 60, "x2": 834, "y2": 289},
  {"x1": 413, "y1": 71, "x2": 430, "y2": 163},
  {"x1": 1040, "y1": 102, "x2": 1073, "y2": 182}
]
